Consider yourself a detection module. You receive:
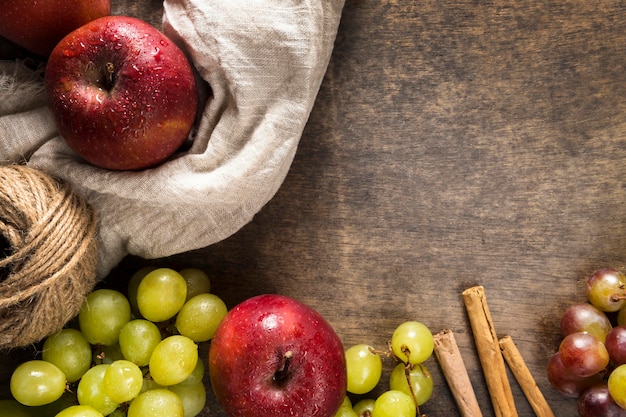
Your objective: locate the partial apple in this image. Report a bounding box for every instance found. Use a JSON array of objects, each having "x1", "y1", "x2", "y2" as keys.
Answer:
[
  {"x1": 209, "y1": 294, "x2": 347, "y2": 417},
  {"x1": 44, "y1": 16, "x2": 198, "y2": 171},
  {"x1": 0, "y1": 0, "x2": 110, "y2": 57}
]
